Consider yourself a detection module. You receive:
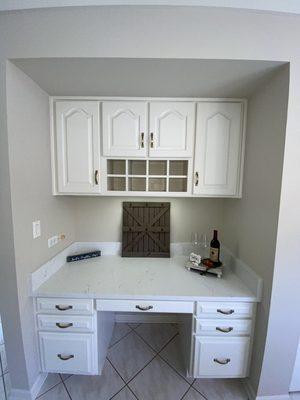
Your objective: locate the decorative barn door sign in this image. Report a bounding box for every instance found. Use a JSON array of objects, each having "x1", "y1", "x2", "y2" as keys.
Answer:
[{"x1": 122, "y1": 202, "x2": 170, "y2": 257}]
